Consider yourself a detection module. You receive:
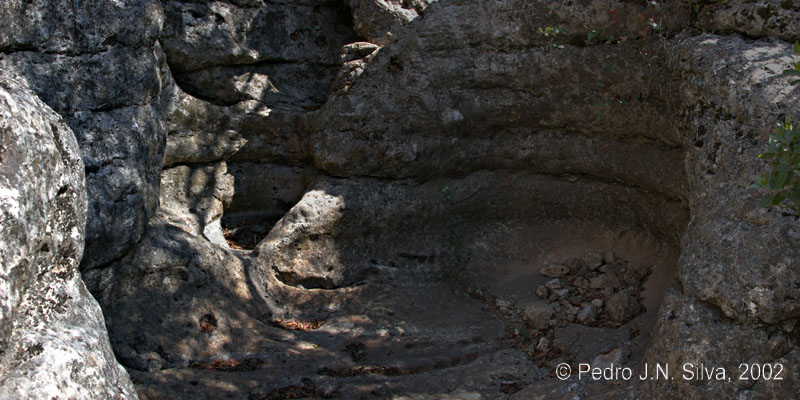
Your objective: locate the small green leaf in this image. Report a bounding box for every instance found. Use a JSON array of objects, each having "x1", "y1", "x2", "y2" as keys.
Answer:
[
  {"x1": 790, "y1": 188, "x2": 800, "y2": 202},
  {"x1": 758, "y1": 194, "x2": 776, "y2": 208},
  {"x1": 768, "y1": 171, "x2": 782, "y2": 190},
  {"x1": 779, "y1": 170, "x2": 793, "y2": 188},
  {"x1": 755, "y1": 44, "x2": 800, "y2": 216},
  {"x1": 773, "y1": 191, "x2": 788, "y2": 206}
]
